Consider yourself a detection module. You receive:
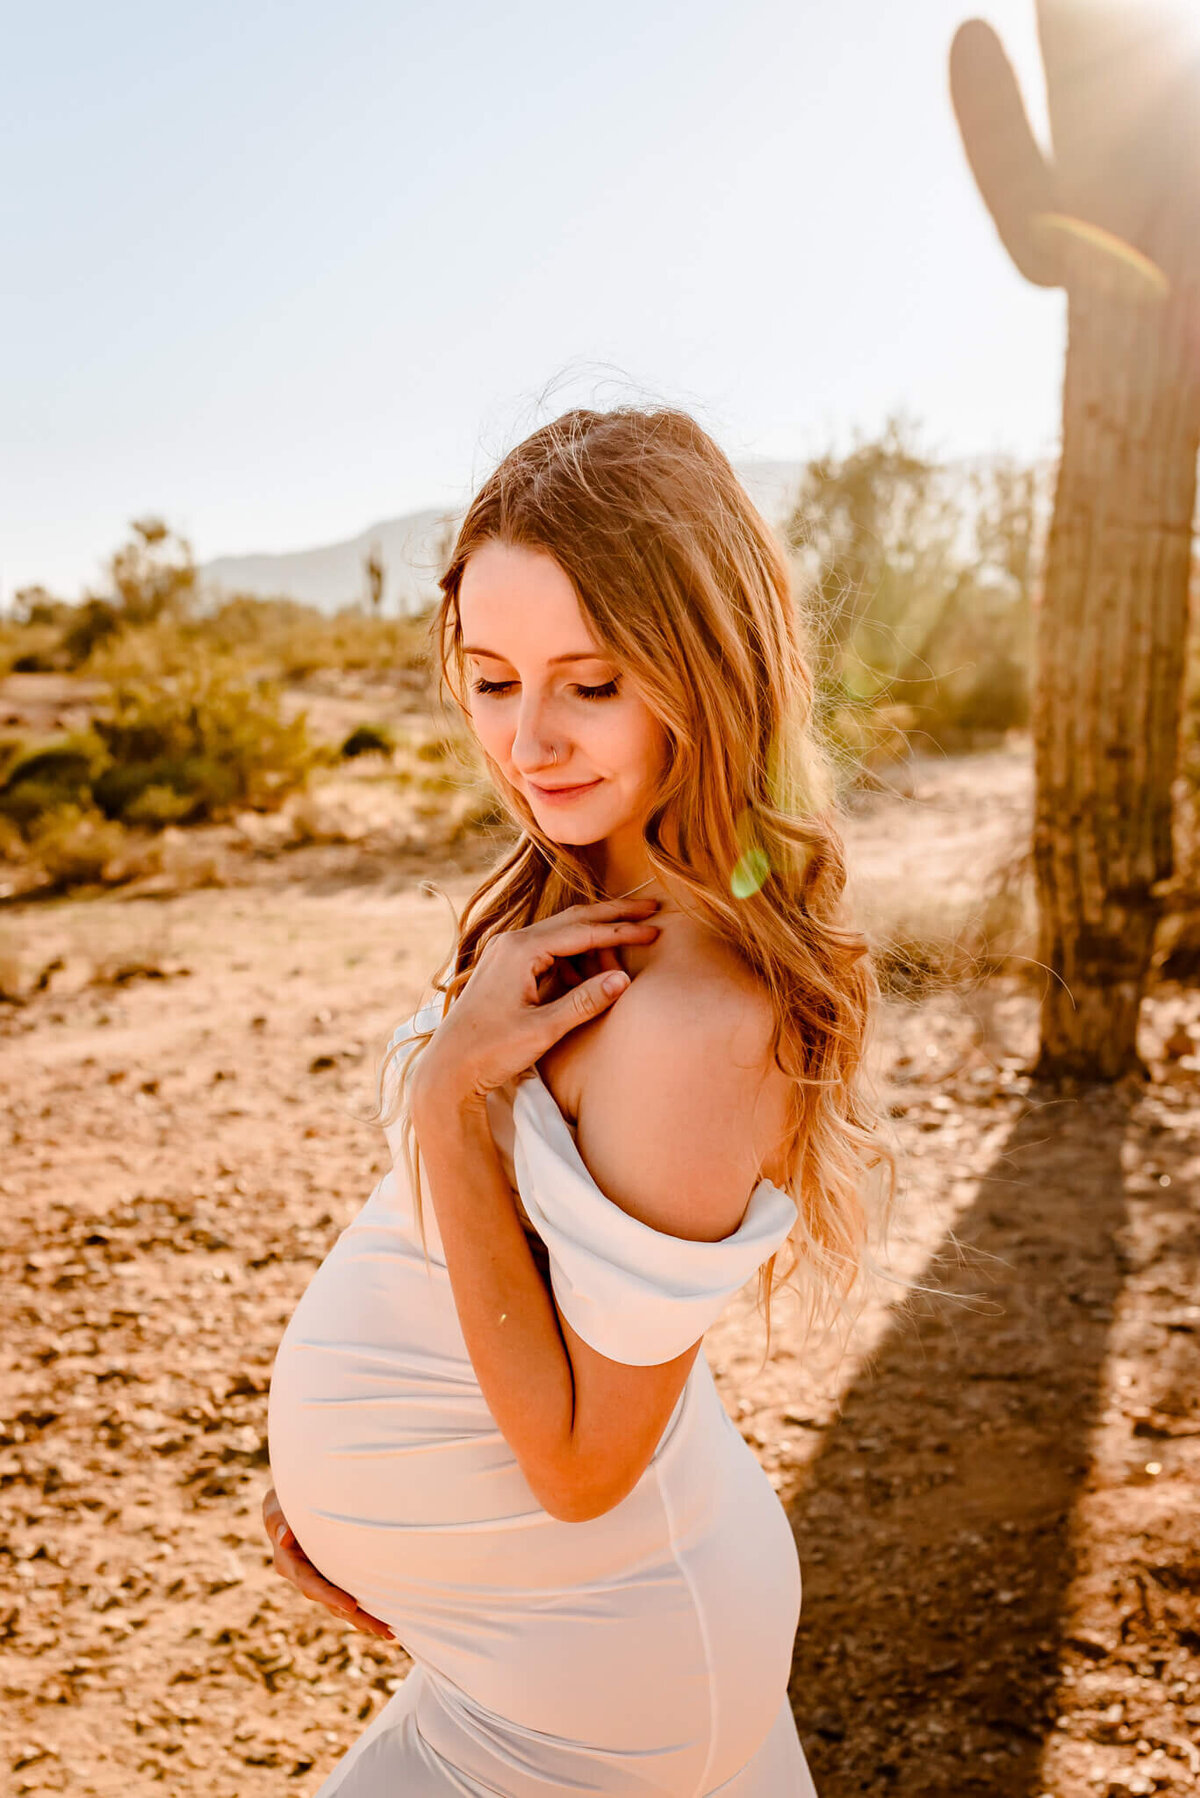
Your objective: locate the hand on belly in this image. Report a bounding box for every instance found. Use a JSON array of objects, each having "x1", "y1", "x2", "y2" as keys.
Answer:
[{"x1": 262, "y1": 1485, "x2": 396, "y2": 1642}]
